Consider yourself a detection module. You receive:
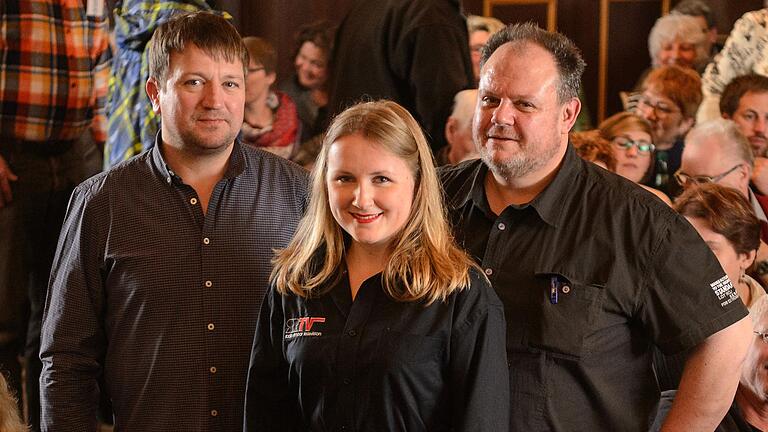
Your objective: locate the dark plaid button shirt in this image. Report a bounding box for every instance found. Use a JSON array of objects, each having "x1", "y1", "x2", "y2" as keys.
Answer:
[{"x1": 40, "y1": 137, "x2": 309, "y2": 431}]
